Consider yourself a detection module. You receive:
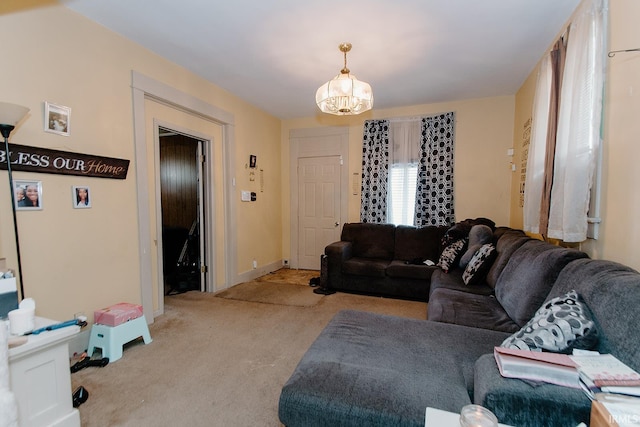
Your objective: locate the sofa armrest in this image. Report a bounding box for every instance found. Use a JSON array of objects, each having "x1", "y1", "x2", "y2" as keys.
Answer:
[
  {"x1": 324, "y1": 241, "x2": 352, "y2": 289},
  {"x1": 473, "y1": 354, "x2": 591, "y2": 427},
  {"x1": 325, "y1": 241, "x2": 353, "y2": 259}
]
